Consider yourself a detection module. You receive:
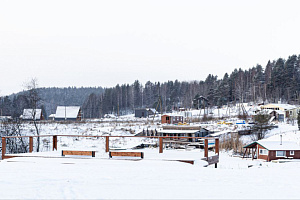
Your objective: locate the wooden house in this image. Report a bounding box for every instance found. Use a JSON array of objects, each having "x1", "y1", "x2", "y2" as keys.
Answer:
[
  {"x1": 55, "y1": 106, "x2": 82, "y2": 121},
  {"x1": 158, "y1": 125, "x2": 211, "y2": 142},
  {"x1": 243, "y1": 140, "x2": 300, "y2": 161},
  {"x1": 260, "y1": 104, "x2": 298, "y2": 122},
  {"x1": 135, "y1": 108, "x2": 156, "y2": 118},
  {"x1": 161, "y1": 114, "x2": 183, "y2": 124},
  {"x1": 21, "y1": 109, "x2": 44, "y2": 121},
  {"x1": 193, "y1": 96, "x2": 209, "y2": 109}
]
